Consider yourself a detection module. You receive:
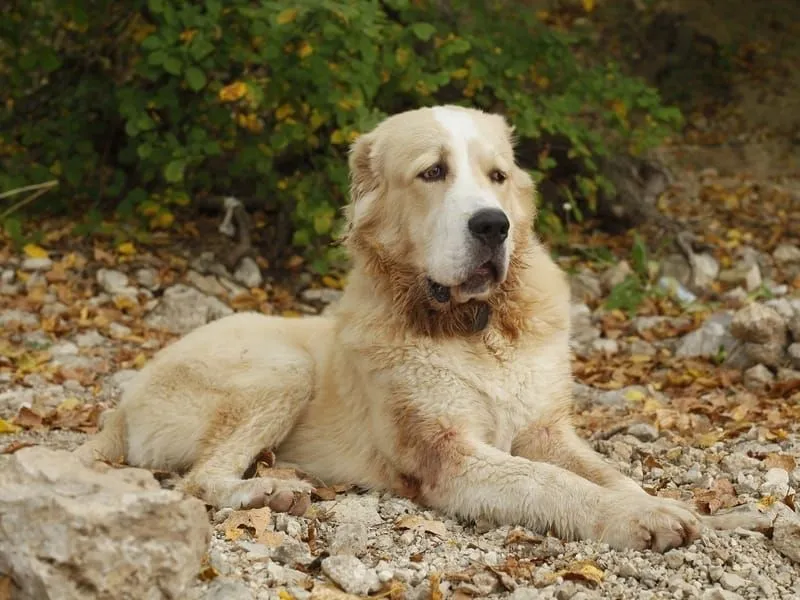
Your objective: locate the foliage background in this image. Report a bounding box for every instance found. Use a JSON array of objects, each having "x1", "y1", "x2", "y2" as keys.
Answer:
[{"x1": 1, "y1": 0, "x2": 682, "y2": 272}]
